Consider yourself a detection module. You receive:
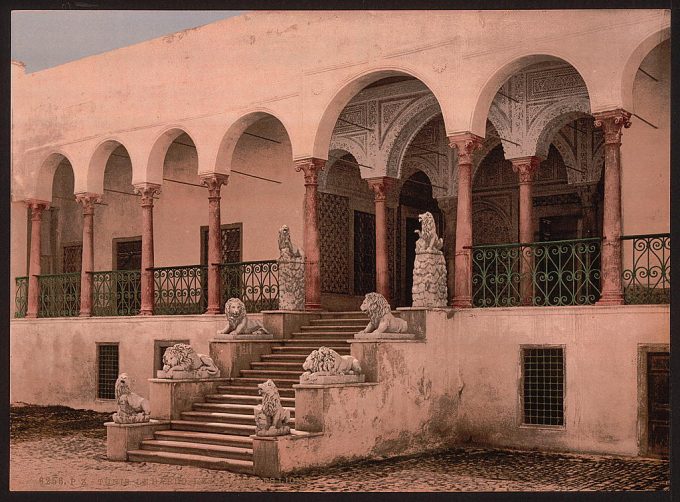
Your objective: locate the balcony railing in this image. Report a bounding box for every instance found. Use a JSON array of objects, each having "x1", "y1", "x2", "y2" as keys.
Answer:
[
  {"x1": 91, "y1": 270, "x2": 142, "y2": 316},
  {"x1": 15, "y1": 276, "x2": 28, "y2": 318},
  {"x1": 220, "y1": 260, "x2": 279, "y2": 313},
  {"x1": 152, "y1": 265, "x2": 208, "y2": 315},
  {"x1": 471, "y1": 238, "x2": 602, "y2": 308},
  {"x1": 622, "y1": 233, "x2": 670, "y2": 305},
  {"x1": 37, "y1": 273, "x2": 81, "y2": 317}
]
